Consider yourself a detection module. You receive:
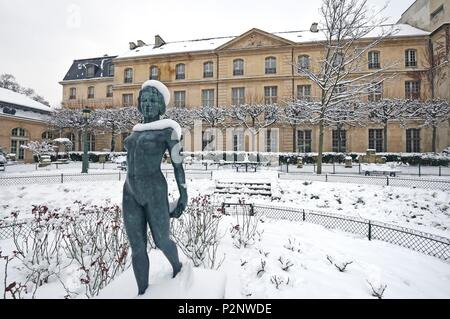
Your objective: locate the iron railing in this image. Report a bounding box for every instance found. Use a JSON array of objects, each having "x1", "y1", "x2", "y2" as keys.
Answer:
[{"x1": 222, "y1": 203, "x2": 450, "y2": 261}]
